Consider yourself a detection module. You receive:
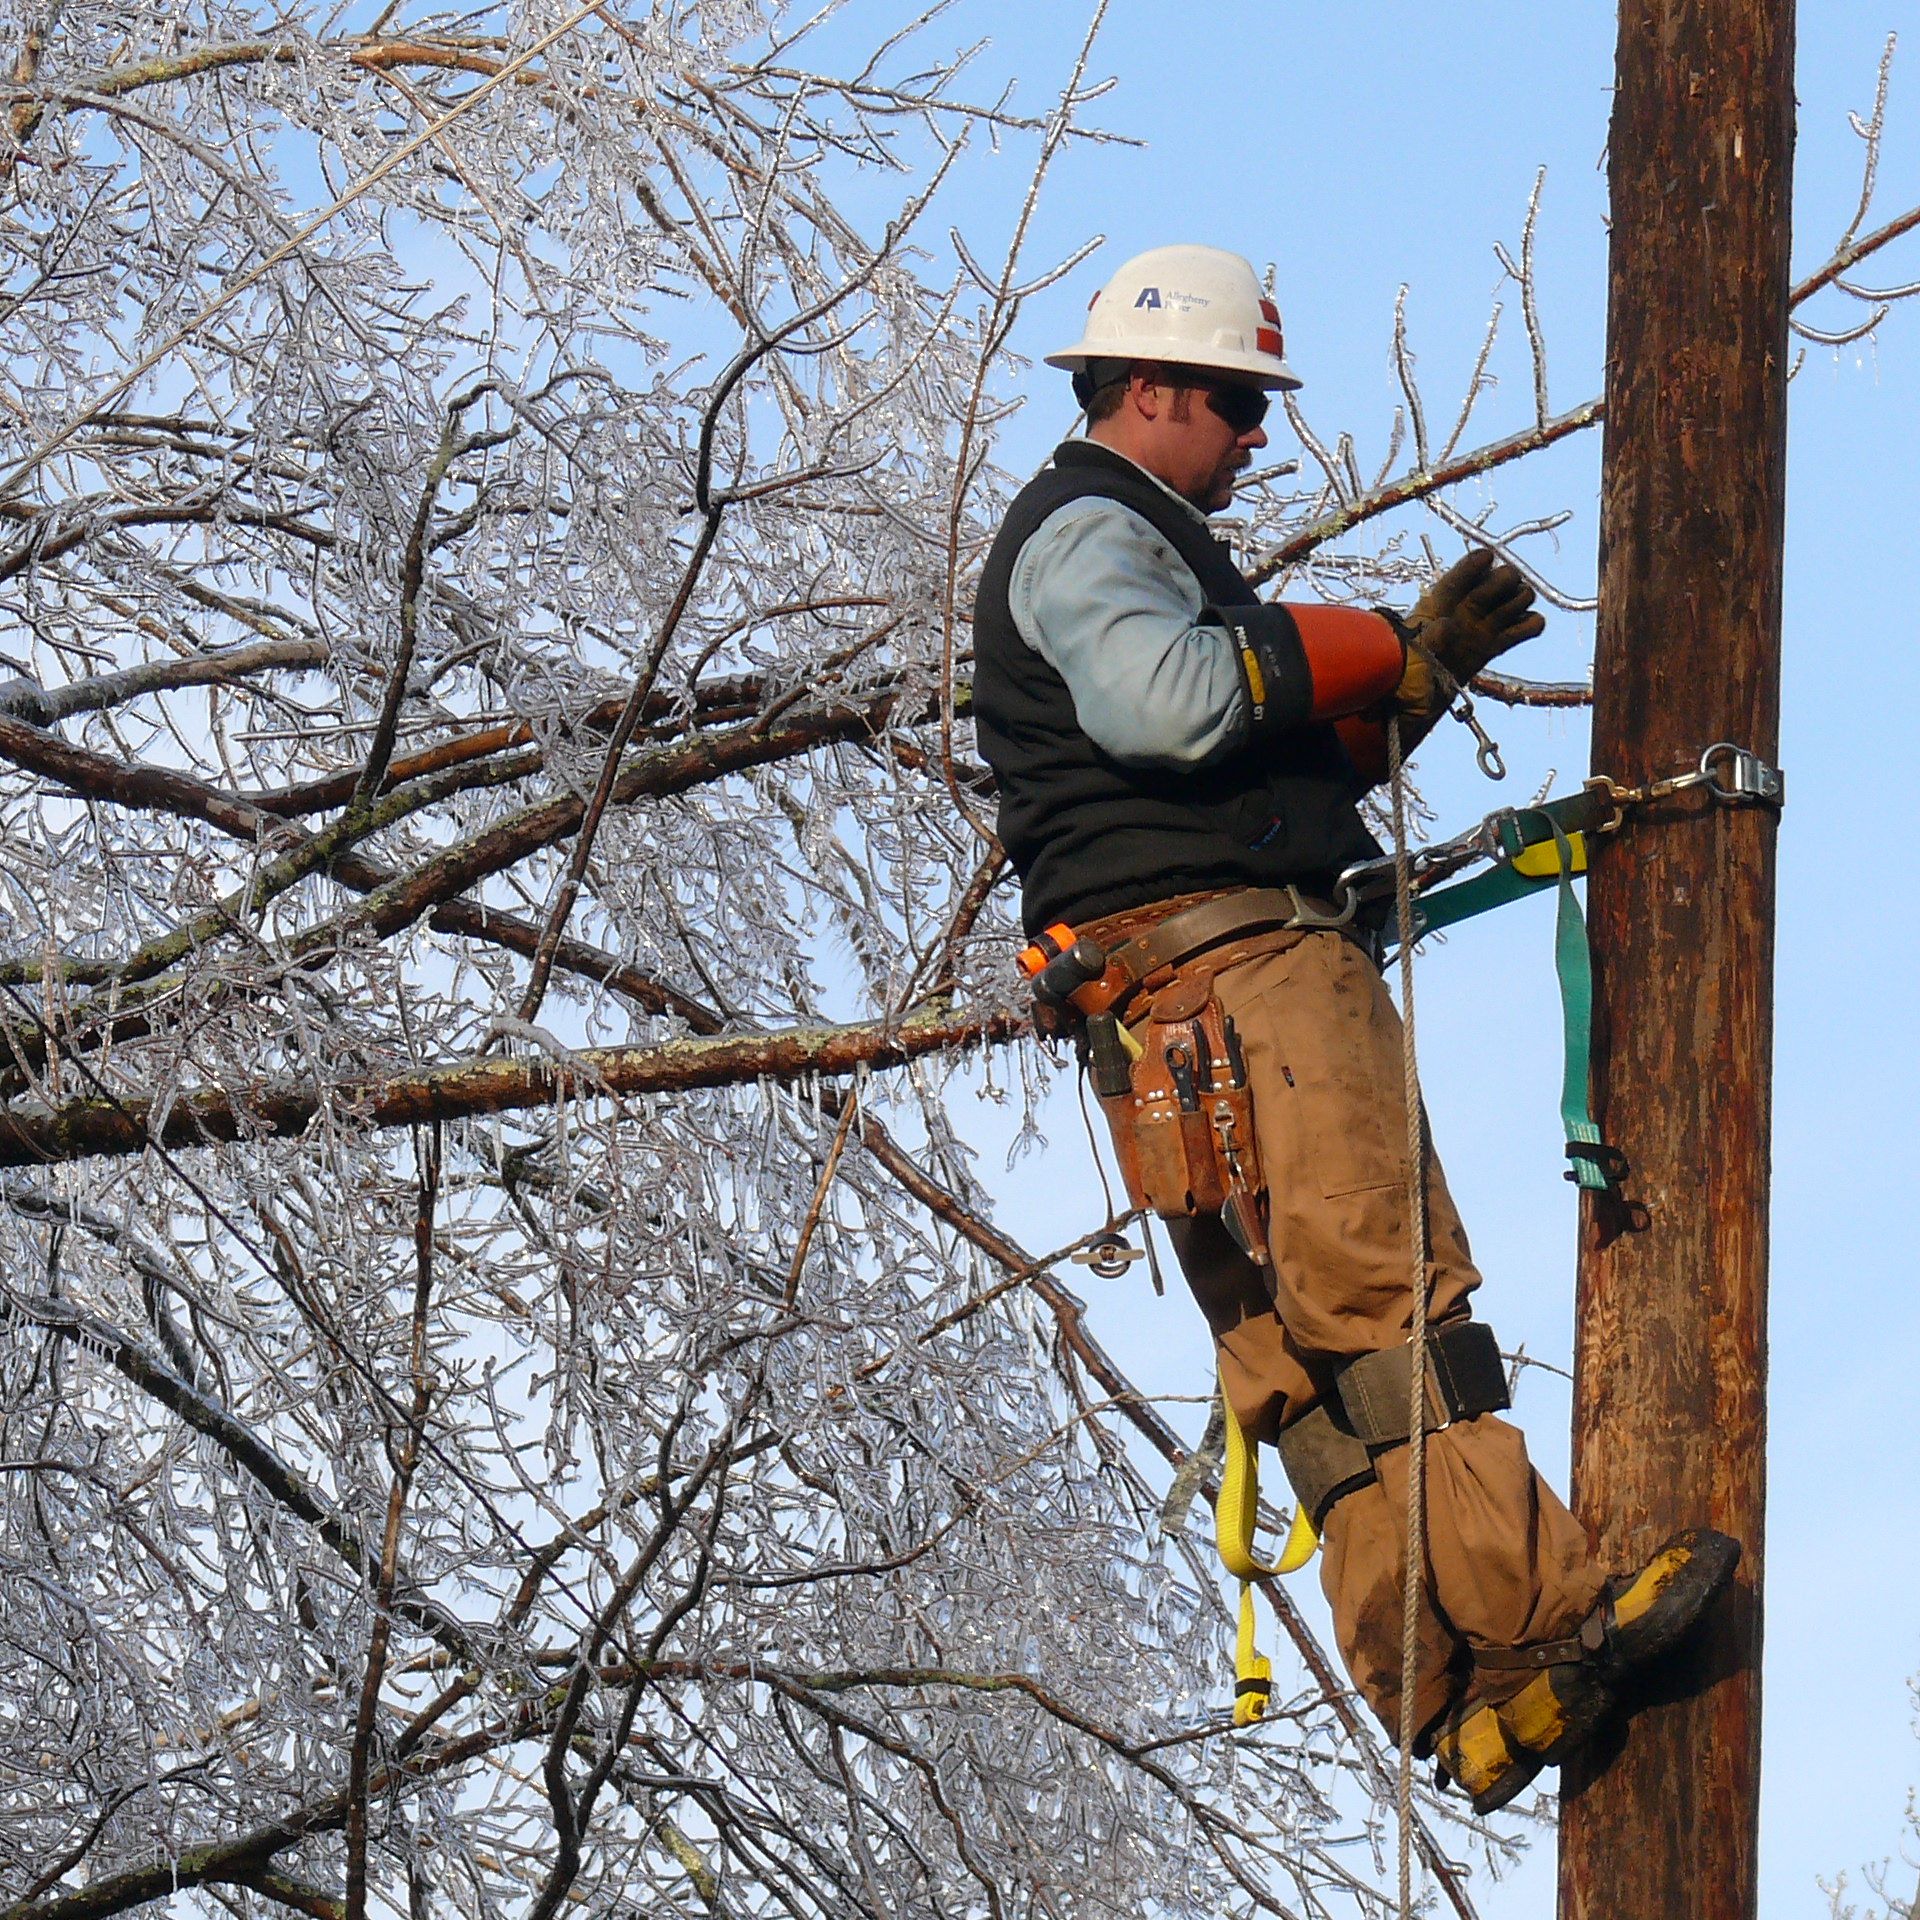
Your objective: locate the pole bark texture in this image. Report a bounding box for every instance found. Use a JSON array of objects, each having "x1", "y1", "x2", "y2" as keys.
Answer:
[{"x1": 1558, "y1": 3, "x2": 1793, "y2": 1916}]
